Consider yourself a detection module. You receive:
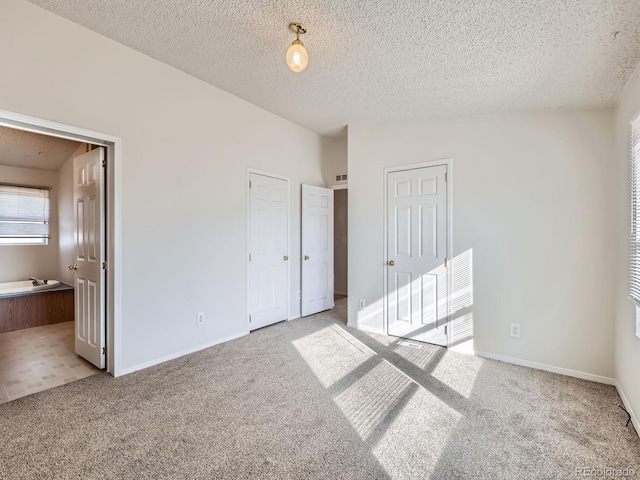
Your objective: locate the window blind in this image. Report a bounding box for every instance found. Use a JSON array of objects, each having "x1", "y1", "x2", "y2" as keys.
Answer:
[
  {"x1": 0, "y1": 184, "x2": 50, "y2": 241},
  {"x1": 630, "y1": 118, "x2": 640, "y2": 304}
]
